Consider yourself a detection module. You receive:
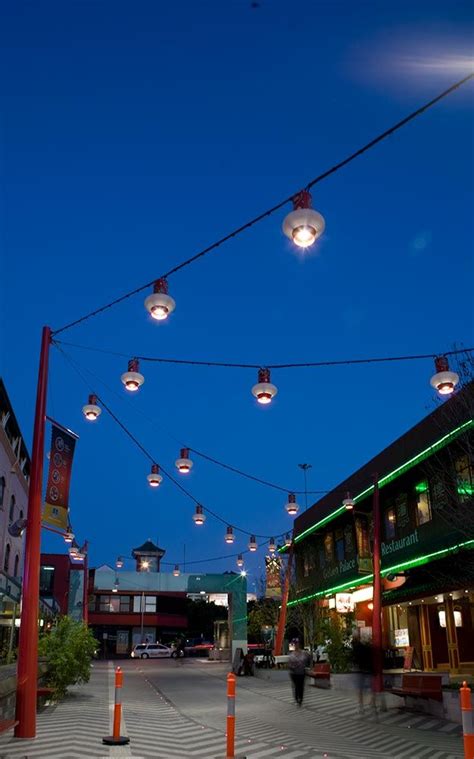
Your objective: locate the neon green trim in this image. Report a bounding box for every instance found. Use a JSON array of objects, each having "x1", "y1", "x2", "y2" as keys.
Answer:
[
  {"x1": 287, "y1": 539, "x2": 474, "y2": 607},
  {"x1": 289, "y1": 420, "x2": 473, "y2": 547}
]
